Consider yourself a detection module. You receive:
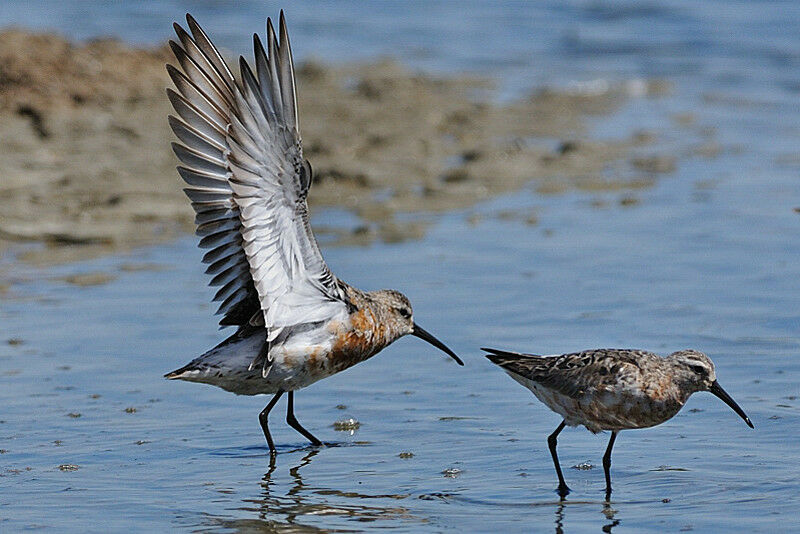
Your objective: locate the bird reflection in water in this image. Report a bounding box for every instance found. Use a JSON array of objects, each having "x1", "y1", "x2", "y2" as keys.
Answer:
[
  {"x1": 216, "y1": 449, "x2": 418, "y2": 532},
  {"x1": 554, "y1": 500, "x2": 620, "y2": 533}
]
